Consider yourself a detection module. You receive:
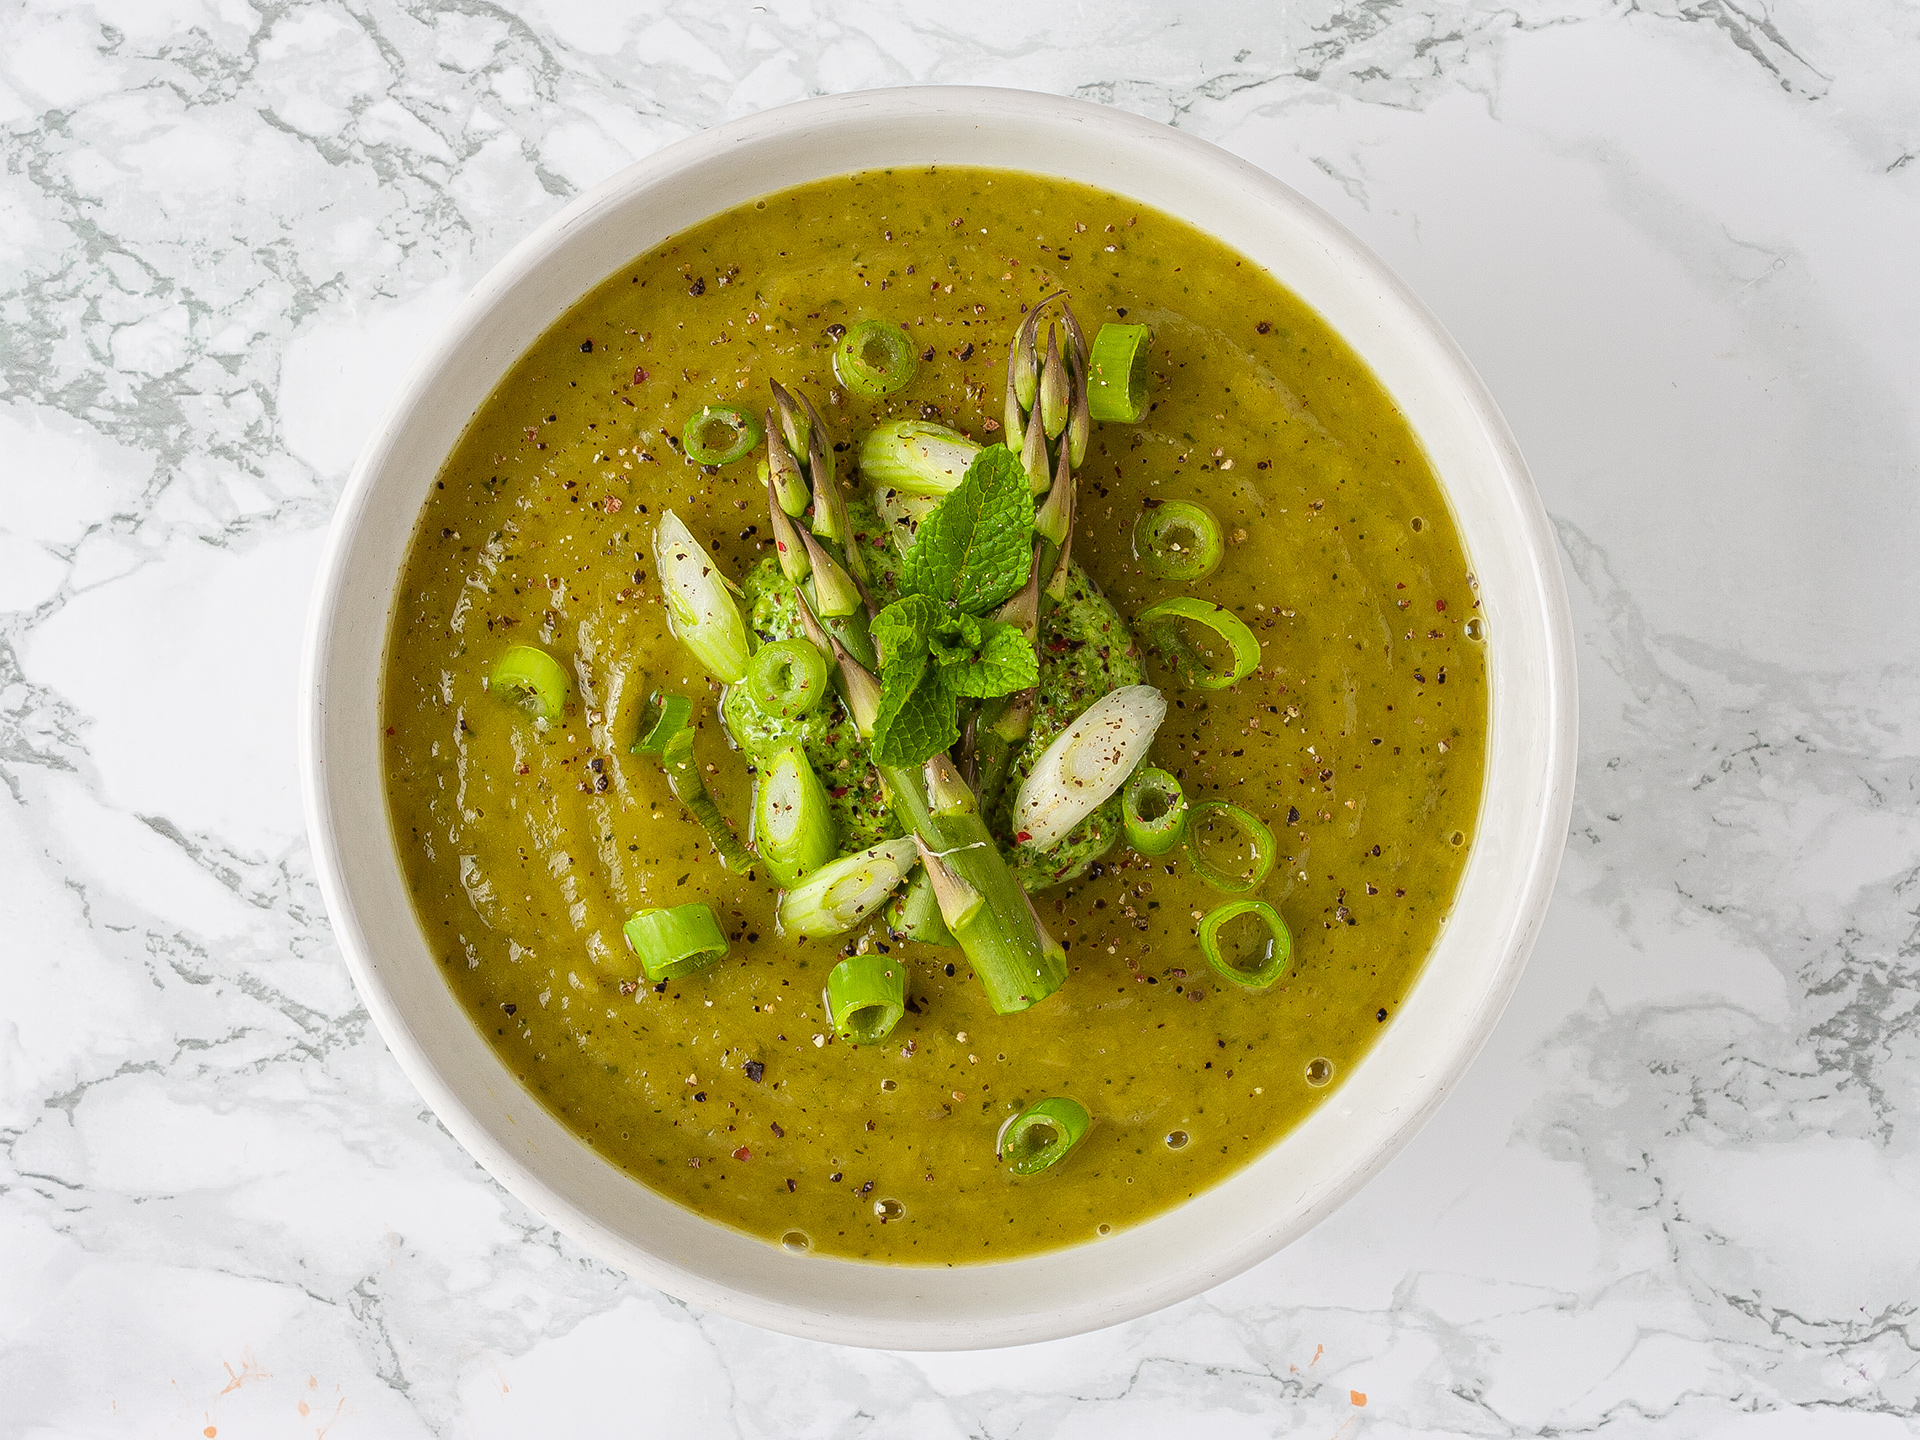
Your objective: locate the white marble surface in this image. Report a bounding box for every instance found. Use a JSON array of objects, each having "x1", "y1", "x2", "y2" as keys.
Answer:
[{"x1": 3, "y1": 1, "x2": 1918, "y2": 1434}]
